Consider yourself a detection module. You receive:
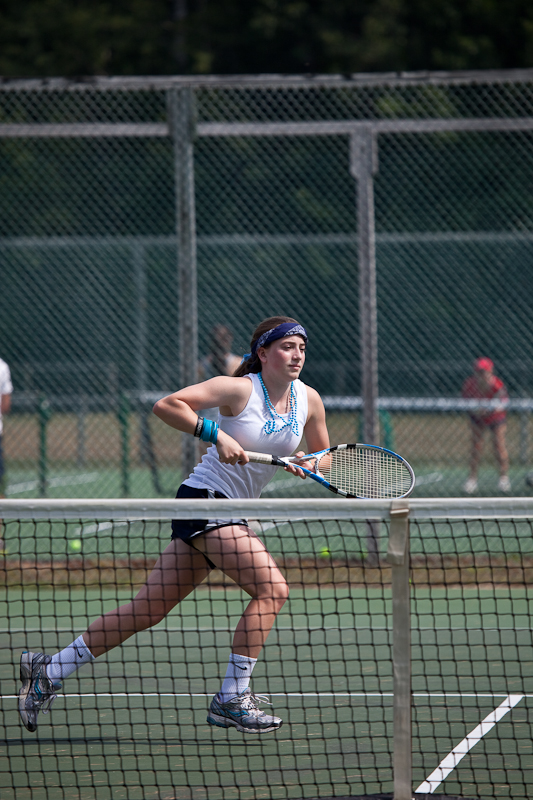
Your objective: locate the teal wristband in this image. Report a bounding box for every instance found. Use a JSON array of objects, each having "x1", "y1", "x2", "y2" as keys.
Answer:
[{"x1": 199, "y1": 418, "x2": 219, "y2": 444}]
